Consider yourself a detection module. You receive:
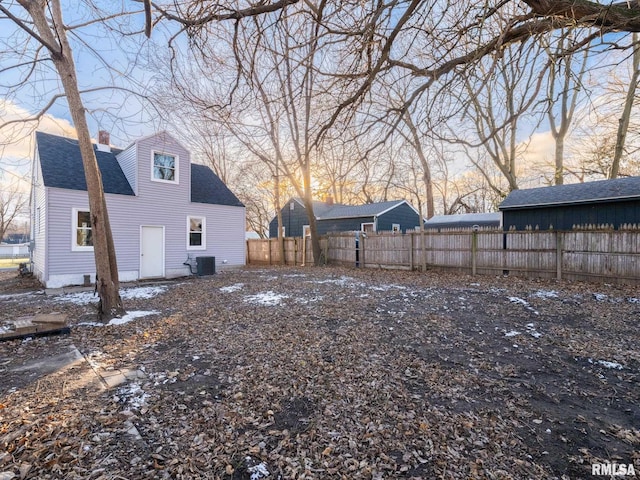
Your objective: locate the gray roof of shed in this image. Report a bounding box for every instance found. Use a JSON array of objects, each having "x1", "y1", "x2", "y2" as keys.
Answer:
[
  {"x1": 425, "y1": 212, "x2": 501, "y2": 227},
  {"x1": 36, "y1": 131, "x2": 243, "y2": 207},
  {"x1": 499, "y1": 176, "x2": 640, "y2": 210}
]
